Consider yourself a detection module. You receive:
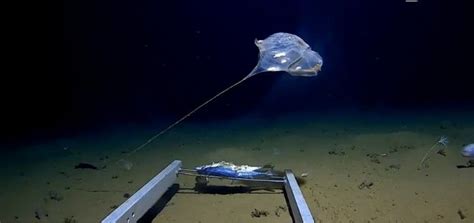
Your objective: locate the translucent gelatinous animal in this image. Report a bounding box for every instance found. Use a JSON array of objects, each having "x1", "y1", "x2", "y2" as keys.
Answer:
[
  {"x1": 127, "y1": 32, "x2": 324, "y2": 157},
  {"x1": 419, "y1": 136, "x2": 449, "y2": 169},
  {"x1": 461, "y1": 144, "x2": 474, "y2": 157},
  {"x1": 249, "y1": 32, "x2": 323, "y2": 77}
]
